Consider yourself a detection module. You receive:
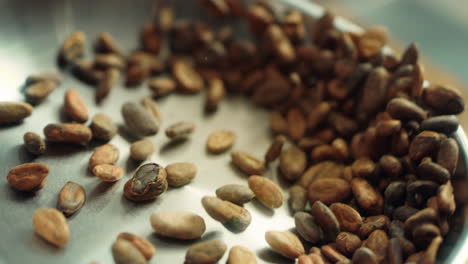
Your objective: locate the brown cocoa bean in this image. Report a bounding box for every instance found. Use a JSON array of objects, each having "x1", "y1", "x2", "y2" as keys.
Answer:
[
  {"x1": 56, "y1": 181, "x2": 86, "y2": 216},
  {"x1": 44, "y1": 123, "x2": 92, "y2": 144},
  {"x1": 207, "y1": 130, "x2": 235, "y2": 153},
  {"x1": 23, "y1": 132, "x2": 46, "y2": 156},
  {"x1": 351, "y1": 177, "x2": 383, "y2": 215},
  {"x1": 308, "y1": 178, "x2": 351, "y2": 205},
  {"x1": 0, "y1": 102, "x2": 33, "y2": 124},
  {"x1": 280, "y1": 147, "x2": 307, "y2": 181},
  {"x1": 123, "y1": 163, "x2": 168, "y2": 202},
  {"x1": 89, "y1": 144, "x2": 119, "y2": 169},
  {"x1": 7, "y1": 163, "x2": 48, "y2": 192},
  {"x1": 311, "y1": 201, "x2": 340, "y2": 241},
  {"x1": 330, "y1": 203, "x2": 363, "y2": 233},
  {"x1": 423, "y1": 84, "x2": 464, "y2": 114}
]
